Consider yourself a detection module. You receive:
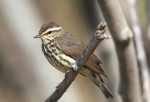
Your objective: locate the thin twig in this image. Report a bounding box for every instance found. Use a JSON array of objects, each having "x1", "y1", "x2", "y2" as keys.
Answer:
[{"x1": 45, "y1": 22, "x2": 110, "y2": 102}]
